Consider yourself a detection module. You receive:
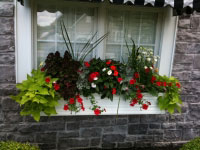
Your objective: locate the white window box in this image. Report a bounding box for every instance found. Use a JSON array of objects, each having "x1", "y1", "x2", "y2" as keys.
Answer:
[
  {"x1": 46, "y1": 93, "x2": 165, "y2": 116},
  {"x1": 16, "y1": 0, "x2": 177, "y2": 115}
]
